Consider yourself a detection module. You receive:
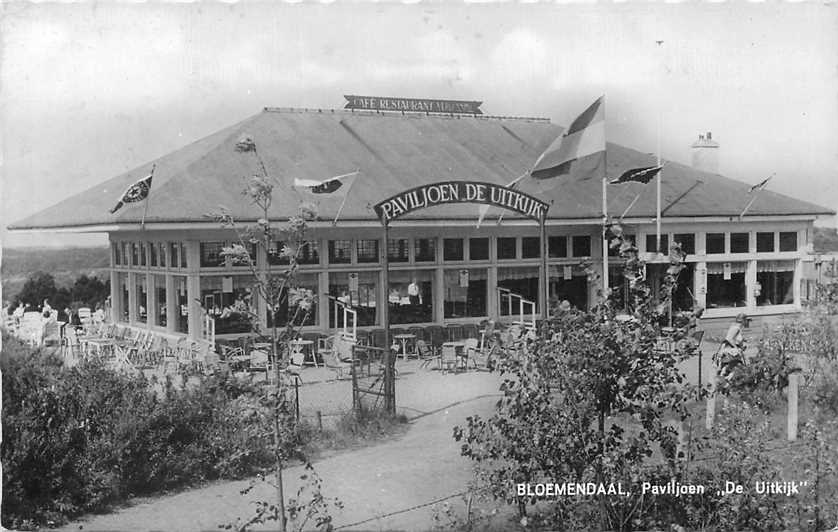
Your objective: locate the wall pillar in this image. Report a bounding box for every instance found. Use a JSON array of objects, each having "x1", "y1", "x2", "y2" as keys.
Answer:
[{"x1": 109, "y1": 269, "x2": 120, "y2": 323}]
